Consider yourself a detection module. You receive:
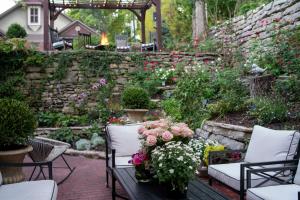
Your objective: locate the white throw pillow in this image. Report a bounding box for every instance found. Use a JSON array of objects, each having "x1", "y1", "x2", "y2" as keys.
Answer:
[
  {"x1": 245, "y1": 125, "x2": 299, "y2": 163},
  {"x1": 107, "y1": 124, "x2": 141, "y2": 156}
]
